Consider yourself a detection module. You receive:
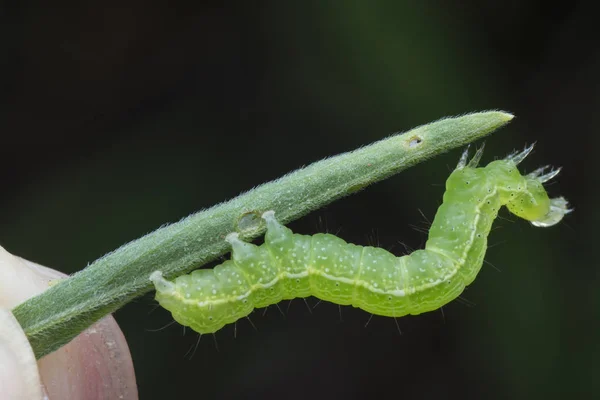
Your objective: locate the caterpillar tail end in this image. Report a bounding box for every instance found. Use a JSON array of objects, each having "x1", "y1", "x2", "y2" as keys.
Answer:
[
  {"x1": 149, "y1": 271, "x2": 176, "y2": 294},
  {"x1": 531, "y1": 196, "x2": 573, "y2": 227}
]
